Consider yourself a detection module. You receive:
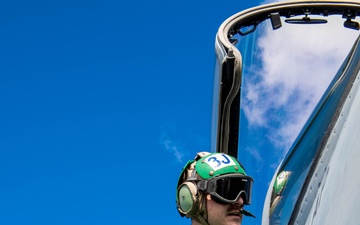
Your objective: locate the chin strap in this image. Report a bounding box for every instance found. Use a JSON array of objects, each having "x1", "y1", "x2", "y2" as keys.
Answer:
[
  {"x1": 192, "y1": 191, "x2": 210, "y2": 225},
  {"x1": 194, "y1": 215, "x2": 210, "y2": 225}
]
